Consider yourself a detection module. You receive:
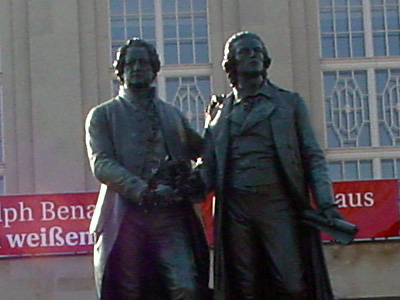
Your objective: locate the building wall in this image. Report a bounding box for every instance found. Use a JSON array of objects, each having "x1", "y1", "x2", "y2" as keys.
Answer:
[
  {"x1": 0, "y1": 255, "x2": 96, "y2": 300},
  {"x1": 0, "y1": 0, "x2": 399, "y2": 299},
  {"x1": 0, "y1": 0, "x2": 110, "y2": 196},
  {"x1": 326, "y1": 242, "x2": 400, "y2": 299},
  {"x1": 0, "y1": 1, "x2": 109, "y2": 298},
  {"x1": 0, "y1": 243, "x2": 399, "y2": 300}
]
